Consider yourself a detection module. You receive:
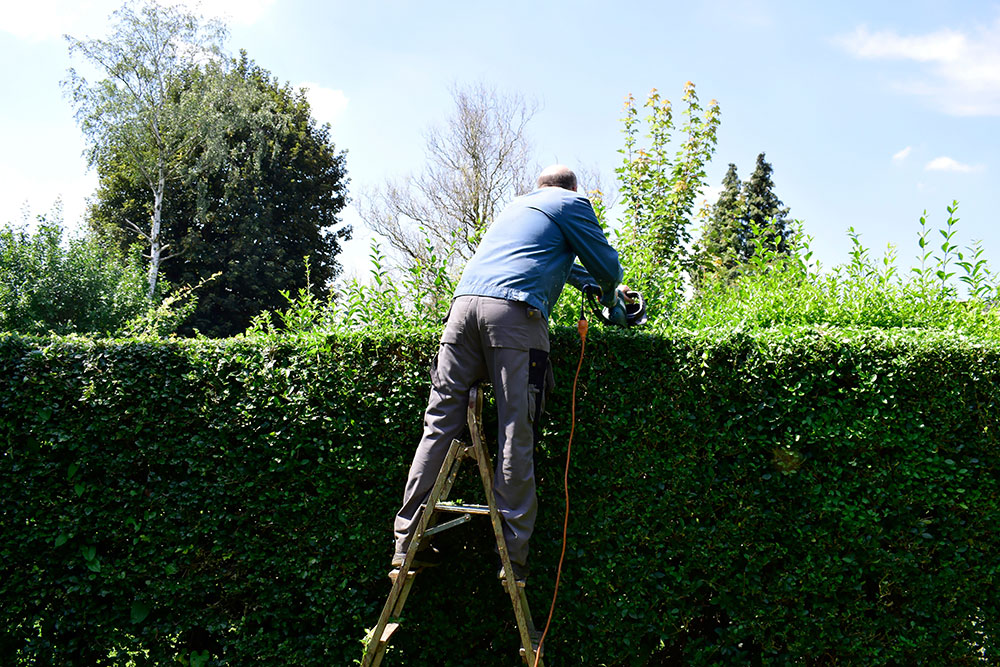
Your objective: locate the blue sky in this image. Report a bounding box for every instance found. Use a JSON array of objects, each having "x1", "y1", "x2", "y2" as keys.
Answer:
[{"x1": 2, "y1": 0, "x2": 998, "y2": 280}]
